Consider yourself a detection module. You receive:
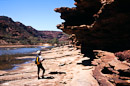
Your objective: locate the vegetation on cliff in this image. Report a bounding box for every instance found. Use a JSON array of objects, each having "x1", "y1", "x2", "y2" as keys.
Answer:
[{"x1": 0, "y1": 16, "x2": 69, "y2": 45}]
